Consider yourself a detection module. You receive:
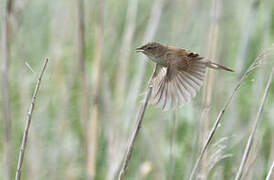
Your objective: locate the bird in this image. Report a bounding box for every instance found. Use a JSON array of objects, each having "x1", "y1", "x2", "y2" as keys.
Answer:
[{"x1": 136, "y1": 42, "x2": 234, "y2": 111}]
